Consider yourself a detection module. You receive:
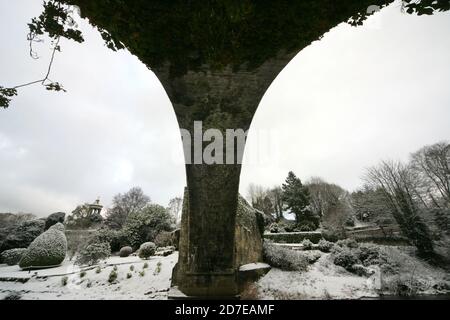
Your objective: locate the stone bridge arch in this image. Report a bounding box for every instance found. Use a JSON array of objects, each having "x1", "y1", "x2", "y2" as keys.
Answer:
[{"x1": 7, "y1": 0, "x2": 449, "y2": 297}]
